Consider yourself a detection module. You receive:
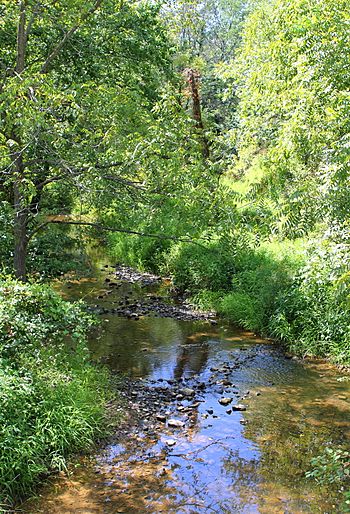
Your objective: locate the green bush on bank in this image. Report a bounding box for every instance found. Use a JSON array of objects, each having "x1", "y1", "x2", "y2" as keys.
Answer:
[
  {"x1": 270, "y1": 239, "x2": 350, "y2": 362},
  {"x1": 0, "y1": 280, "x2": 112, "y2": 507}
]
